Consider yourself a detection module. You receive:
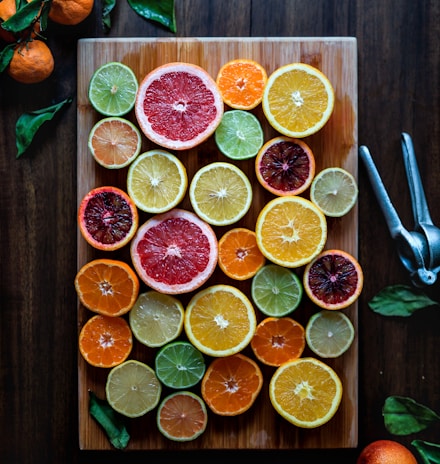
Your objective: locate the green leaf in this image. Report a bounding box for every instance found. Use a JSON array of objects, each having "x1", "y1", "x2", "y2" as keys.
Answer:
[
  {"x1": 15, "y1": 97, "x2": 72, "y2": 158},
  {"x1": 412, "y1": 440, "x2": 440, "y2": 464},
  {"x1": 127, "y1": 0, "x2": 176, "y2": 33},
  {"x1": 89, "y1": 391, "x2": 130, "y2": 450},
  {"x1": 2, "y1": 0, "x2": 49, "y2": 34},
  {"x1": 368, "y1": 284, "x2": 439, "y2": 316},
  {"x1": 0, "y1": 43, "x2": 15, "y2": 73},
  {"x1": 102, "y1": 0, "x2": 117, "y2": 32}
]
